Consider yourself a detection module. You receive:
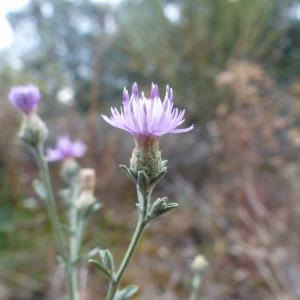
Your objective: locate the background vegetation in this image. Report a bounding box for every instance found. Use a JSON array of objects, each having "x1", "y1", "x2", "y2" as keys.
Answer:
[{"x1": 1, "y1": 0, "x2": 300, "y2": 299}]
